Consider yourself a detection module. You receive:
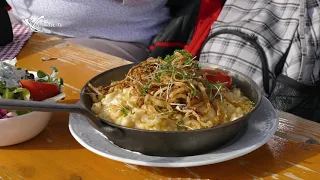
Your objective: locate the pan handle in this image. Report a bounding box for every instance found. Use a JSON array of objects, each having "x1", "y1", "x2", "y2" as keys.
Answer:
[{"x1": 0, "y1": 99, "x2": 123, "y2": 137}]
